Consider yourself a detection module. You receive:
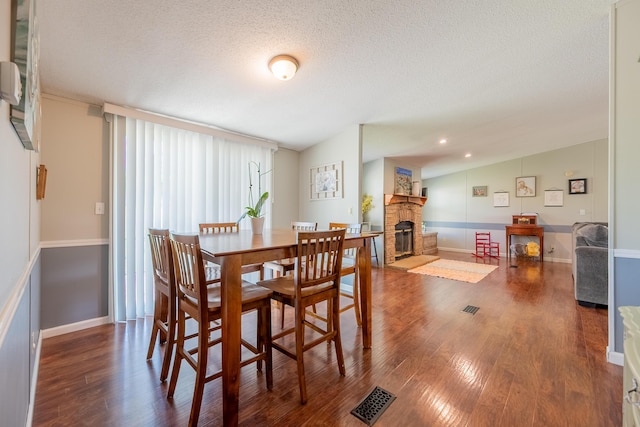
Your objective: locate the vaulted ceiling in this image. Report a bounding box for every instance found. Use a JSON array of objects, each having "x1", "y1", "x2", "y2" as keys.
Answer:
[{"x1": 37, "y1": 0, "x2": 611, "y2": 178}]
